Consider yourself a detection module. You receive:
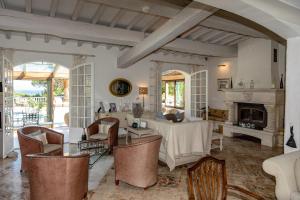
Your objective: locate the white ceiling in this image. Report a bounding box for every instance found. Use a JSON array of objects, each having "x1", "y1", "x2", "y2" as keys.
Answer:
[{"x1": 0, "y1": 0, "x2": 271, "y2": 49}]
